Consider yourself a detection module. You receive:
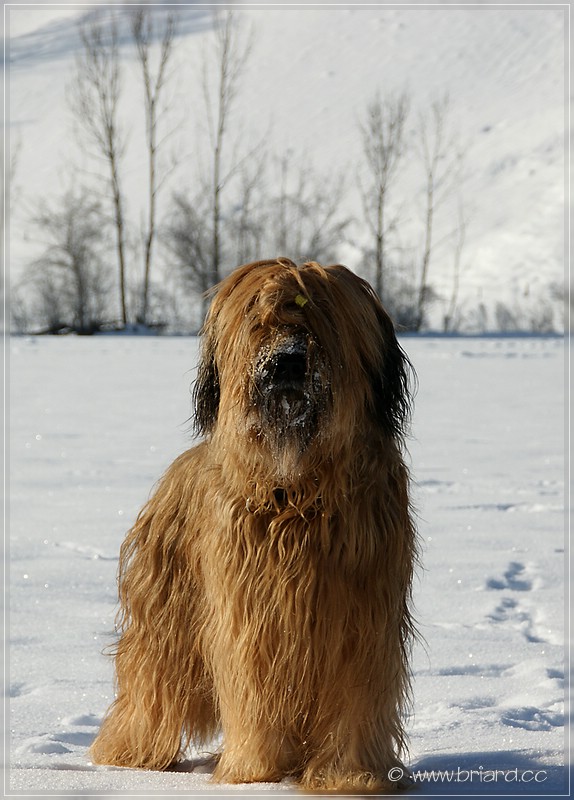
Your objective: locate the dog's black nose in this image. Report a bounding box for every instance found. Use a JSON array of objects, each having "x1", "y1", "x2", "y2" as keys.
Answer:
[{"x1": 271, "y1": 350, "x2": 307, "y2": 385}]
